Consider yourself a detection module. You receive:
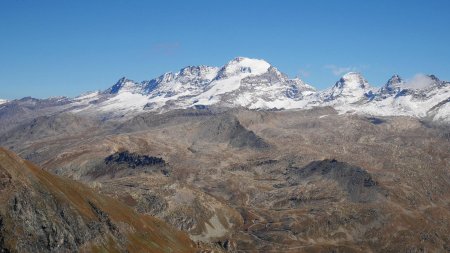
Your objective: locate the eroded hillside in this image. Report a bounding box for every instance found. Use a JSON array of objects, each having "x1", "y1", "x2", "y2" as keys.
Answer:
[
  {"x1": 1, "y1": 107, "x2": 450, "y2": 252},
  {"x1": 0, "y1": 148, "x2": 196, "y2": 253}
]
